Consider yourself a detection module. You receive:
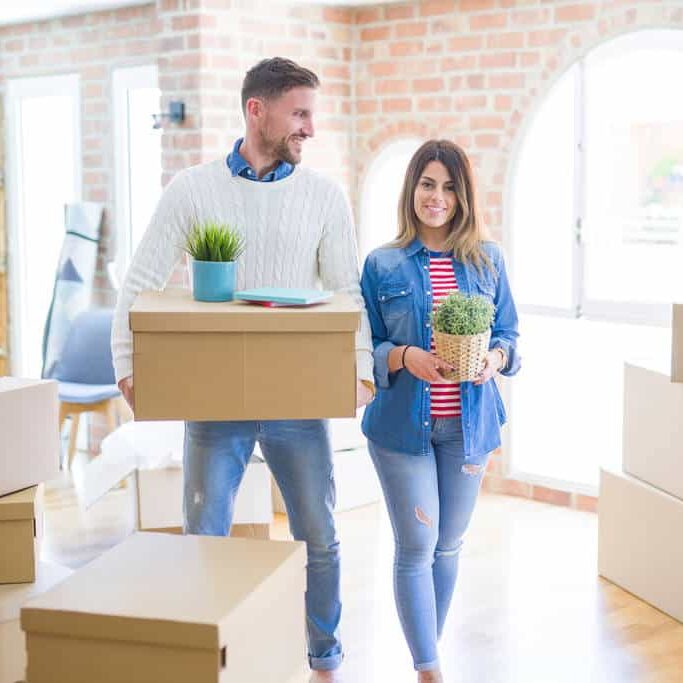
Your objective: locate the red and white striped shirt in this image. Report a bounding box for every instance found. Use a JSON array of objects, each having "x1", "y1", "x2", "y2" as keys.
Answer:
[{"x1": 429, "y1": 256, "x2": 461, "y2": 418}]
